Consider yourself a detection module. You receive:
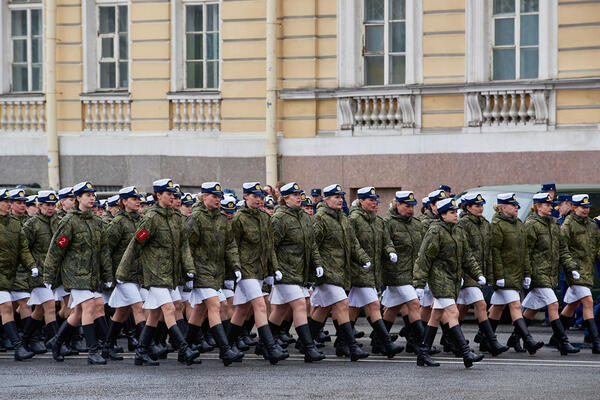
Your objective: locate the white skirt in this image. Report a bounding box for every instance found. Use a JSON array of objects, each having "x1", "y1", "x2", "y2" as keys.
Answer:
[
  {"x1": 310, "y1": 284, "x2": 347, "y2": 307},
  {"x1": 102, "y1": 290, "x2": 112, "y2": 305},
  {"x1": 348, "y1": 287, "x2": 379, "y2": 308},
  {"x1": 10, "y1": 291, "x2": 30, "y2": 301},
  {"x1": 190, "y1": 288, "x2": 219, "y2": 307},
  {"x1": 217, "y1": 289, "x2": 226, "y2": 302},
  {"x1": 269, "y1": 284, "x2": 305, "y2": 305},
  {"x1": 491, "y1": 289, "x2": 521, "y2": 305},
  {"x1": 0, "y1": 290, "x2": 12, "y2": 305},
  {"x1": 303, "y1": 287, "x2": 310, "y2": 298},
  {"x1": 522, "y1": 288, "x2": 558, "y2": 310},
  {"x1": 68, "y1": 289, "x2": 102, "y2": 308},
  {"x1": 456, "y1": 287, "x2": 485, "y2": 305},
  {"x1": 28, "y1": 287, "x2": 55, "y2": 306},
  {"x1": 233, "y1": 279, "x2": 264, "y2": 305},
  {"x1": 177, "y1": 286, "x2": 191, "y2": 303},
  {"x1": 381, "y1": 285, "x2": 418, "y2": 307},
  {"x1": 564, "y1": 285, "x2": 592, "y2": 304},
  {"x1": 222, "y1": 288, "x2": 235, "y2": 299},
  {"x1": 140, "y1": 288, "x2": 149, "y2": 302},
  {"x1": 419, "y1": 284, "x2": 434, "y2": 307},
  {"x1": 108, "y1": 283, "x2": 143, "y2": 308},
  {"x1": 433, "y1": 297, "x2": 456, "y2": 309},
  {"x1": 54, "y1": 285, "x2": 69, "y2": 301},
  {"x1": 143, "y1": 287, "x2": 181, "y2": 310}
]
